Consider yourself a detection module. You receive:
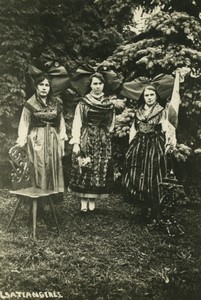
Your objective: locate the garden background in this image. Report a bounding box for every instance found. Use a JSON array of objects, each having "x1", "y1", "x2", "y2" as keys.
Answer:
[{"x1": 0, "y1": 0, "x2": 201, "y2": 299}]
